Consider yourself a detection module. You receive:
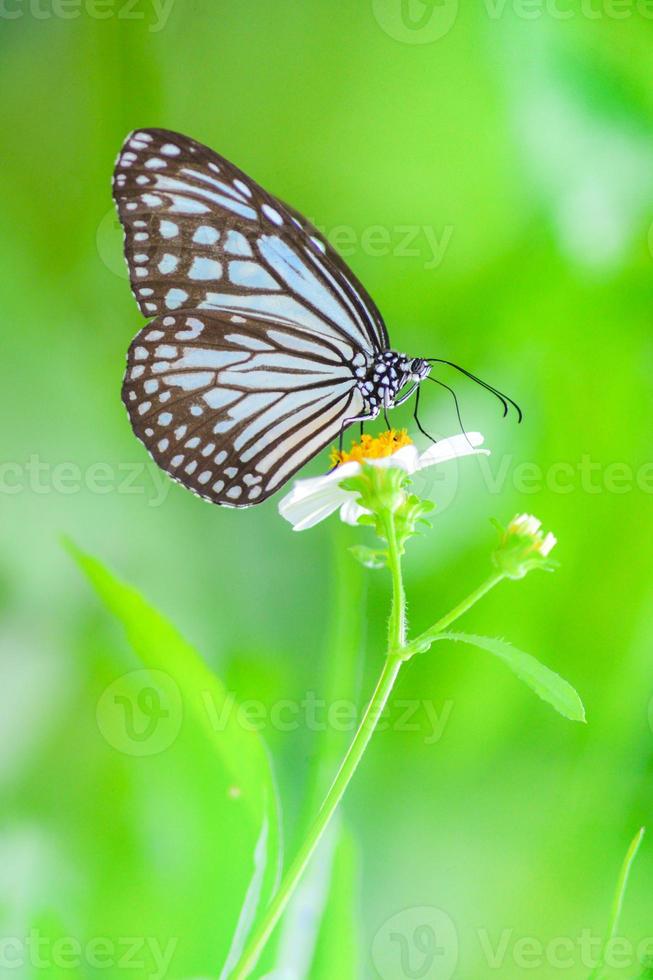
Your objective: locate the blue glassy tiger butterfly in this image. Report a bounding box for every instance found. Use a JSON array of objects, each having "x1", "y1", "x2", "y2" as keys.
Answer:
[{"x1": 114, "y1": 129, "x2": 520, "y2": 507}]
